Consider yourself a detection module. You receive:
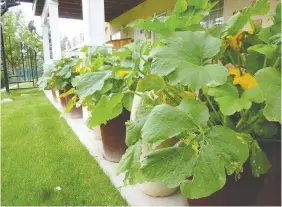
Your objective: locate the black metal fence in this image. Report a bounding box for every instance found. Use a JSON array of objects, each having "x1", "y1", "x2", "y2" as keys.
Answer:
[{"x1": 1, "y1": 23, "x2": 43, "y2": 93}]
